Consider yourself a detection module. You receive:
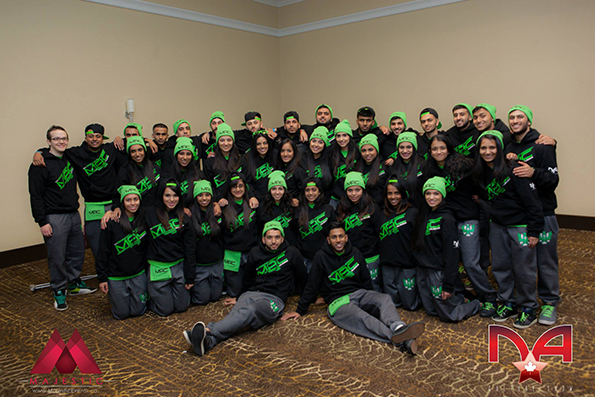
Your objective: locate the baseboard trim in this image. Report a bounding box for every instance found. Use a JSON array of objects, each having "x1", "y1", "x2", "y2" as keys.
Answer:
[
  {"x1": 557, "y1": 214, "x2": 595, "y2": 231},
  {"x1": 0, "y1": 244, "x2": 47, "y2": 269}
]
